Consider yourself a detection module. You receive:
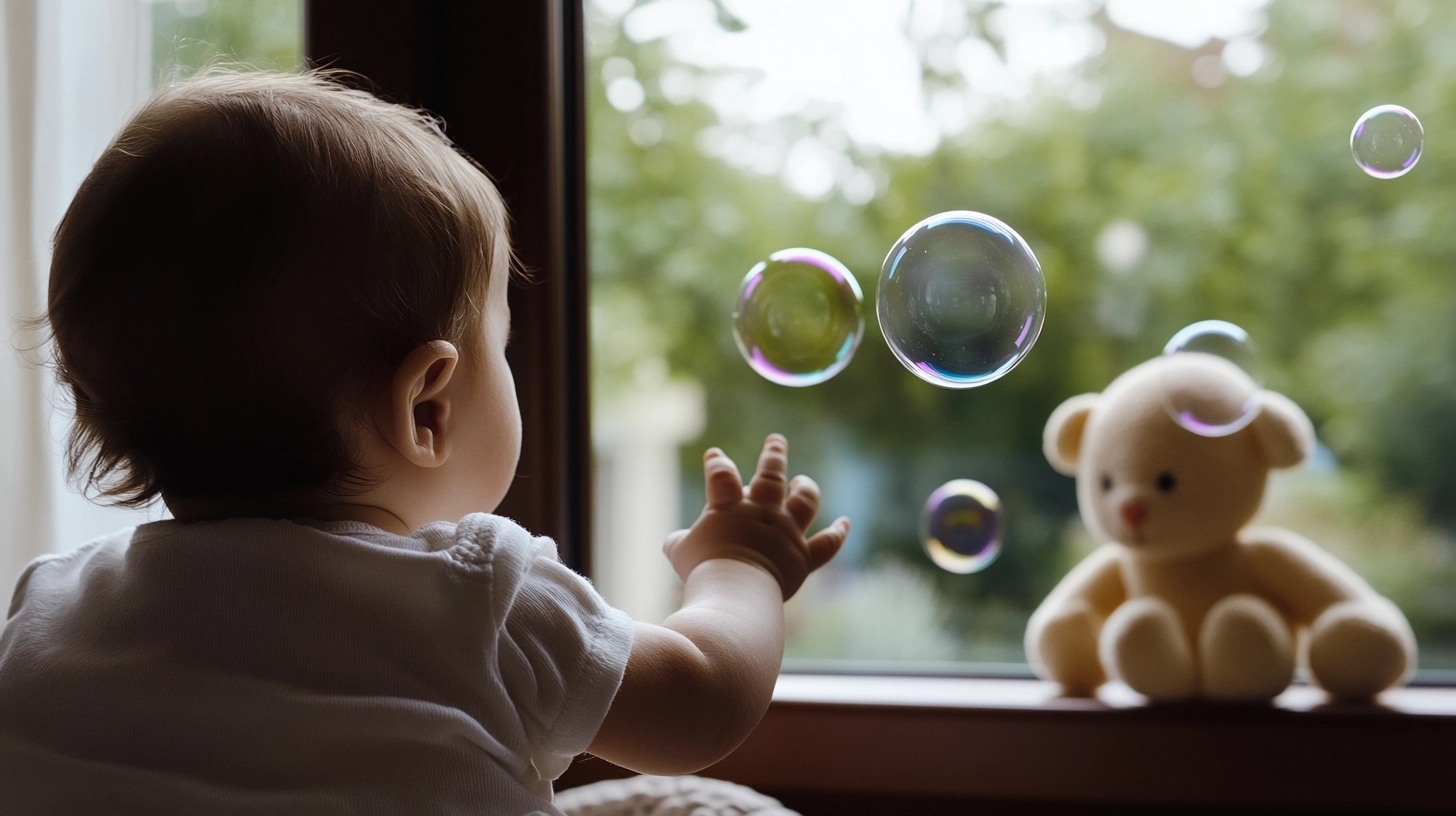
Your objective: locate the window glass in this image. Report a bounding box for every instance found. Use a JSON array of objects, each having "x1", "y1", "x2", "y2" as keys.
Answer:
[
  {"x1": 151, "y1": 0, "x2": 302, "y2": 78},
  {"x1": 585, "y1": 0, "x2": 1456, "y2": 675}
]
